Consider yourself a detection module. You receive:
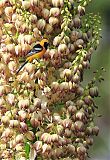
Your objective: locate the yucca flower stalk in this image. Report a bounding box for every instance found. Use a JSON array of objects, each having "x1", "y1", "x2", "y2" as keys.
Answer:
[{"x1": 0, "y1": 0, "x2": 102, "y2": 160}]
